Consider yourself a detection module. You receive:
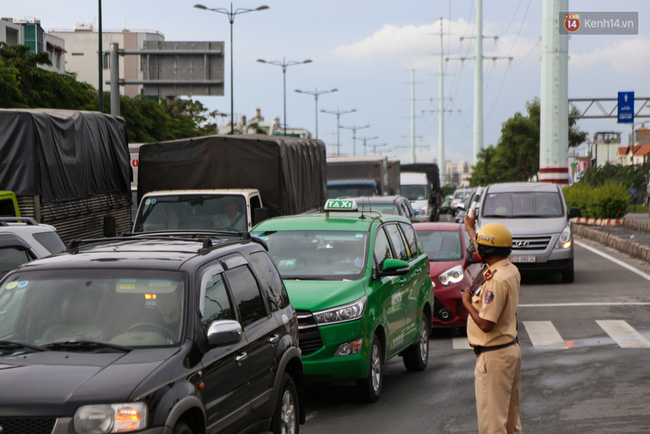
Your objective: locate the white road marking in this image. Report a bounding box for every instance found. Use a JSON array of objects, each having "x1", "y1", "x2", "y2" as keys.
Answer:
[
  {"x1": 575, "y1": 240, "x2": 650, "y2": 282},
  {"x1": 596, "y1": 320, "x2": 650, "y2": 349},
  {"x1": 519, "y1": 302, "x2": 650, "y2": 308},
  {"x1": 523, "y1": 321, "x2": 567, "y2": 349},
  {"x1": 452, "y1": 336, "x2": 472, "y2": 350}
]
